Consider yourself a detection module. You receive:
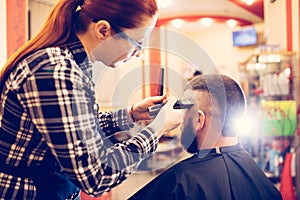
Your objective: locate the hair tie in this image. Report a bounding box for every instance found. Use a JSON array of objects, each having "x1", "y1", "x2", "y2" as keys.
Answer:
[{"x1": 75, "y1": 0, "x2": 84, "y2": 12}]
